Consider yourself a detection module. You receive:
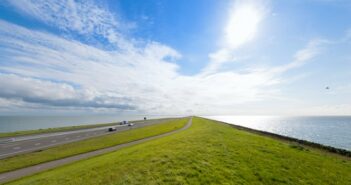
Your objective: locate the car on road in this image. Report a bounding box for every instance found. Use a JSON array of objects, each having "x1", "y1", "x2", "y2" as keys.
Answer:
[
  {"x1": 120, "y1": 120, "x2": 128, "y2": 125},
  {"x1": 108, "y1": 127, "x2": 117, "y2": 132},
  {"x1": 128, "y1": 123, "x2": 134, "y2": 126}
]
